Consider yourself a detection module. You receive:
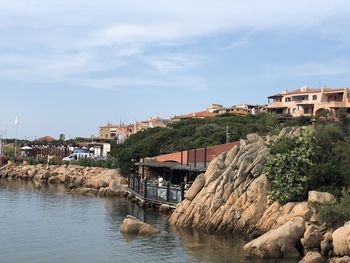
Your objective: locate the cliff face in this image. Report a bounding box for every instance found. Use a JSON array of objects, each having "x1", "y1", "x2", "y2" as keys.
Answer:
[{"x1": 169, "y1": 128, "x2": 313, "y2": 237}]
